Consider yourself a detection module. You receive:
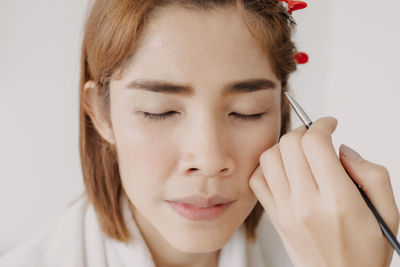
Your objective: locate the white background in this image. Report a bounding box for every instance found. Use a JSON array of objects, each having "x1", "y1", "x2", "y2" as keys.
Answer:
[{"x1": 1, "y1": 0, "x2": 399, "y2": 265}]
